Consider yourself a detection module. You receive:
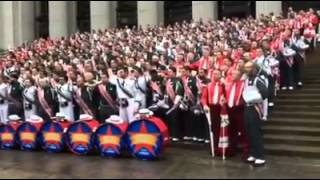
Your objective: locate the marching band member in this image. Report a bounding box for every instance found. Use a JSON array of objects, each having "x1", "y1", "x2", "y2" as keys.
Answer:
[
  {"x1": 73, "y1": 74, "x2": 96, "y2": 119},
  {"x1": 56, "y1": 74, "x2": 75, "y2": 121},
  {"x1": 132, "y1": 66, "x2": 149, "y2": 109},
  {"x1": 243, "y1": 62, "x2": 268, "y2": 166},
  {"x1": 202, "y1": 69, "x2": 226, "y2": 154},
  {"x1": 0, "y1": 76, "x2": 9, "y2": 123},
  {"x1": 225, "y1": 70, "x2": 249, "y2": 159},
  {"x1": 180, "y1": 66, "x2": 201, "y2": 142},
  {"x1": 165, "y1": 66, "x2": 184, "y2": 142},
  {"x1": 36, "y1": 78, "x2": 57, "y2": 121},
  {"x1": 109, "y1": 66, "x2": 140, "y2": 123},
  {"x1": 23, "y1": 77, "x2": 37, "y2": 120},
  {"x1": 8, "y1": 73, "x2": 23, "y2": 117},
  {"x1": 292, "y1": 29, "x2": 309, "y2": 87},
  {"x1": 93, "y1": 72, "x2": 118, "y2": 122}
]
